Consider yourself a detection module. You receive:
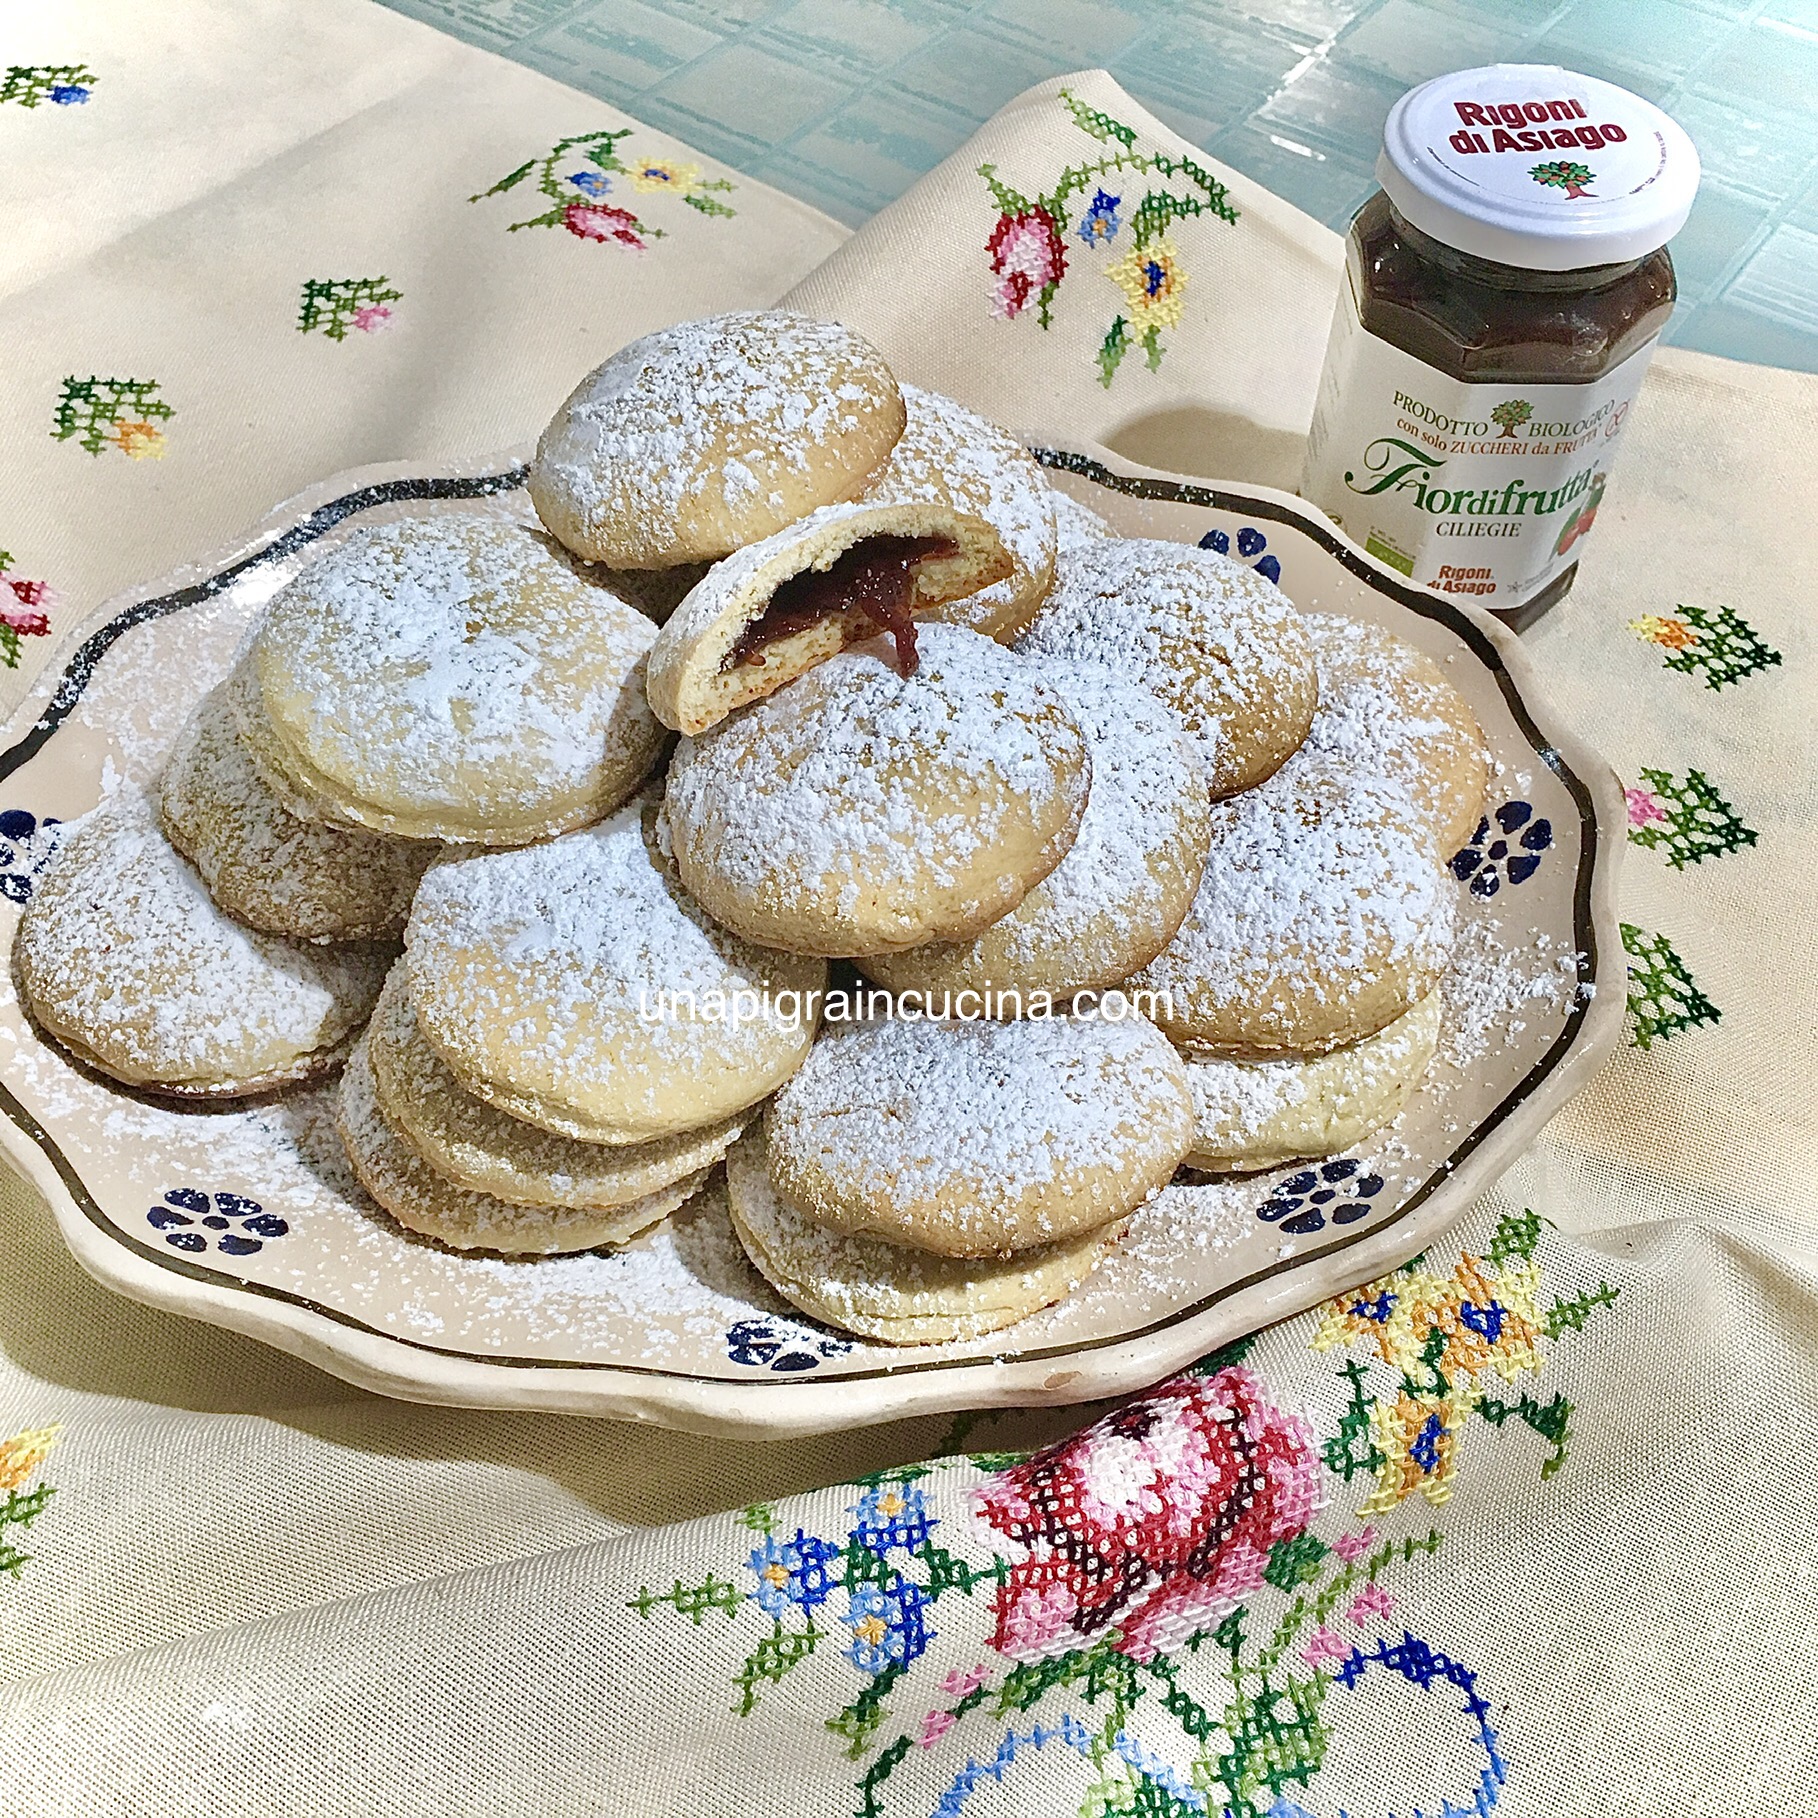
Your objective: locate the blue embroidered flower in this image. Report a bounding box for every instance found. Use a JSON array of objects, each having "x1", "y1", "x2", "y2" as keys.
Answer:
[
  {"x1": 0, "y1": 809, "x2": 58, "y2": 904},
  {"x1": 845, "y1": 1580, "x2": 931, "y2": 1675},
  {"x1": 147, "y1": 1188, "x2": 288, "y2": 1257},
  {"x1": 1197, "y1": 525, "x2": 1281, "y2": 585},
  {"x1": 1256, "y1": 1157, "x2": 1386, "y2": 1236},
  {"x1": 724, "y1": 1318, "x2": 851, "y2": 1373},
  {"x1": 748, "y1": 1528, "x2": 841, "y2": 1616},
  {"x1": 50, "y1": 85, "x2": 90, "y2": 105},
  {"x1": 567, "y1": 169, "x2": 612, "y2": 195},
  {"x1": 1077, "y1": 188, "x2": 1121, "y2": 247},
  {"x1": 849, "y1": 1482, "x2": 933, "y2": 1556},
  {"x1": 1450, "y1": 799, "x2": 1553, "y2": 898}
]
